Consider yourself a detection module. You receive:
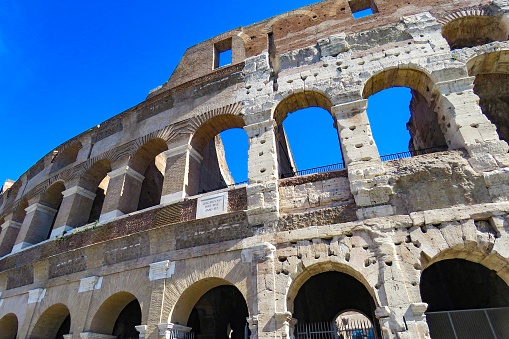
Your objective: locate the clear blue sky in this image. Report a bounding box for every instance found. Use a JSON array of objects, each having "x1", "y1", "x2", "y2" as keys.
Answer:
[{"x1": 0, "y1": 0, "x2": 412, "y2": 186}]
